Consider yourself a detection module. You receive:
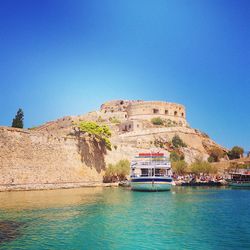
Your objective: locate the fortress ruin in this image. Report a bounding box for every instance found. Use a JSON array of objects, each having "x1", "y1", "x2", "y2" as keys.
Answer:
[{"x1": 100, "y1": 100, "x2": 188, "y2": 132}]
